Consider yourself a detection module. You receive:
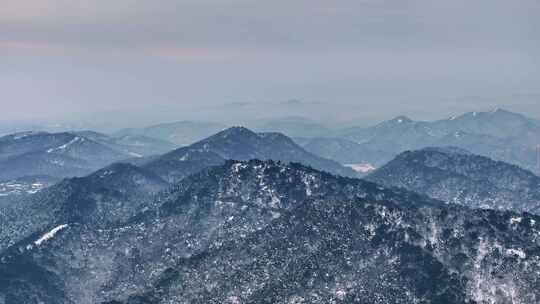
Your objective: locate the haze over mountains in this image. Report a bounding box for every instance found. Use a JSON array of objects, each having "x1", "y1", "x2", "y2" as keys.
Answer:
[
  {"x1": 105, "y1": 108, "x2": 540, "y2": 175},
  {"x1": 305, "y1": 109, "x2": 540, "y2": 174},
  {"x1": 3, "y1": 0, "x2": 538, "y2": 301},
  {"x1": 1, "y1": 109, "x2": 540, "y2": 303},
  {"x1": 114, "y1": 121, "x2": 227, "y2": 147}
]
